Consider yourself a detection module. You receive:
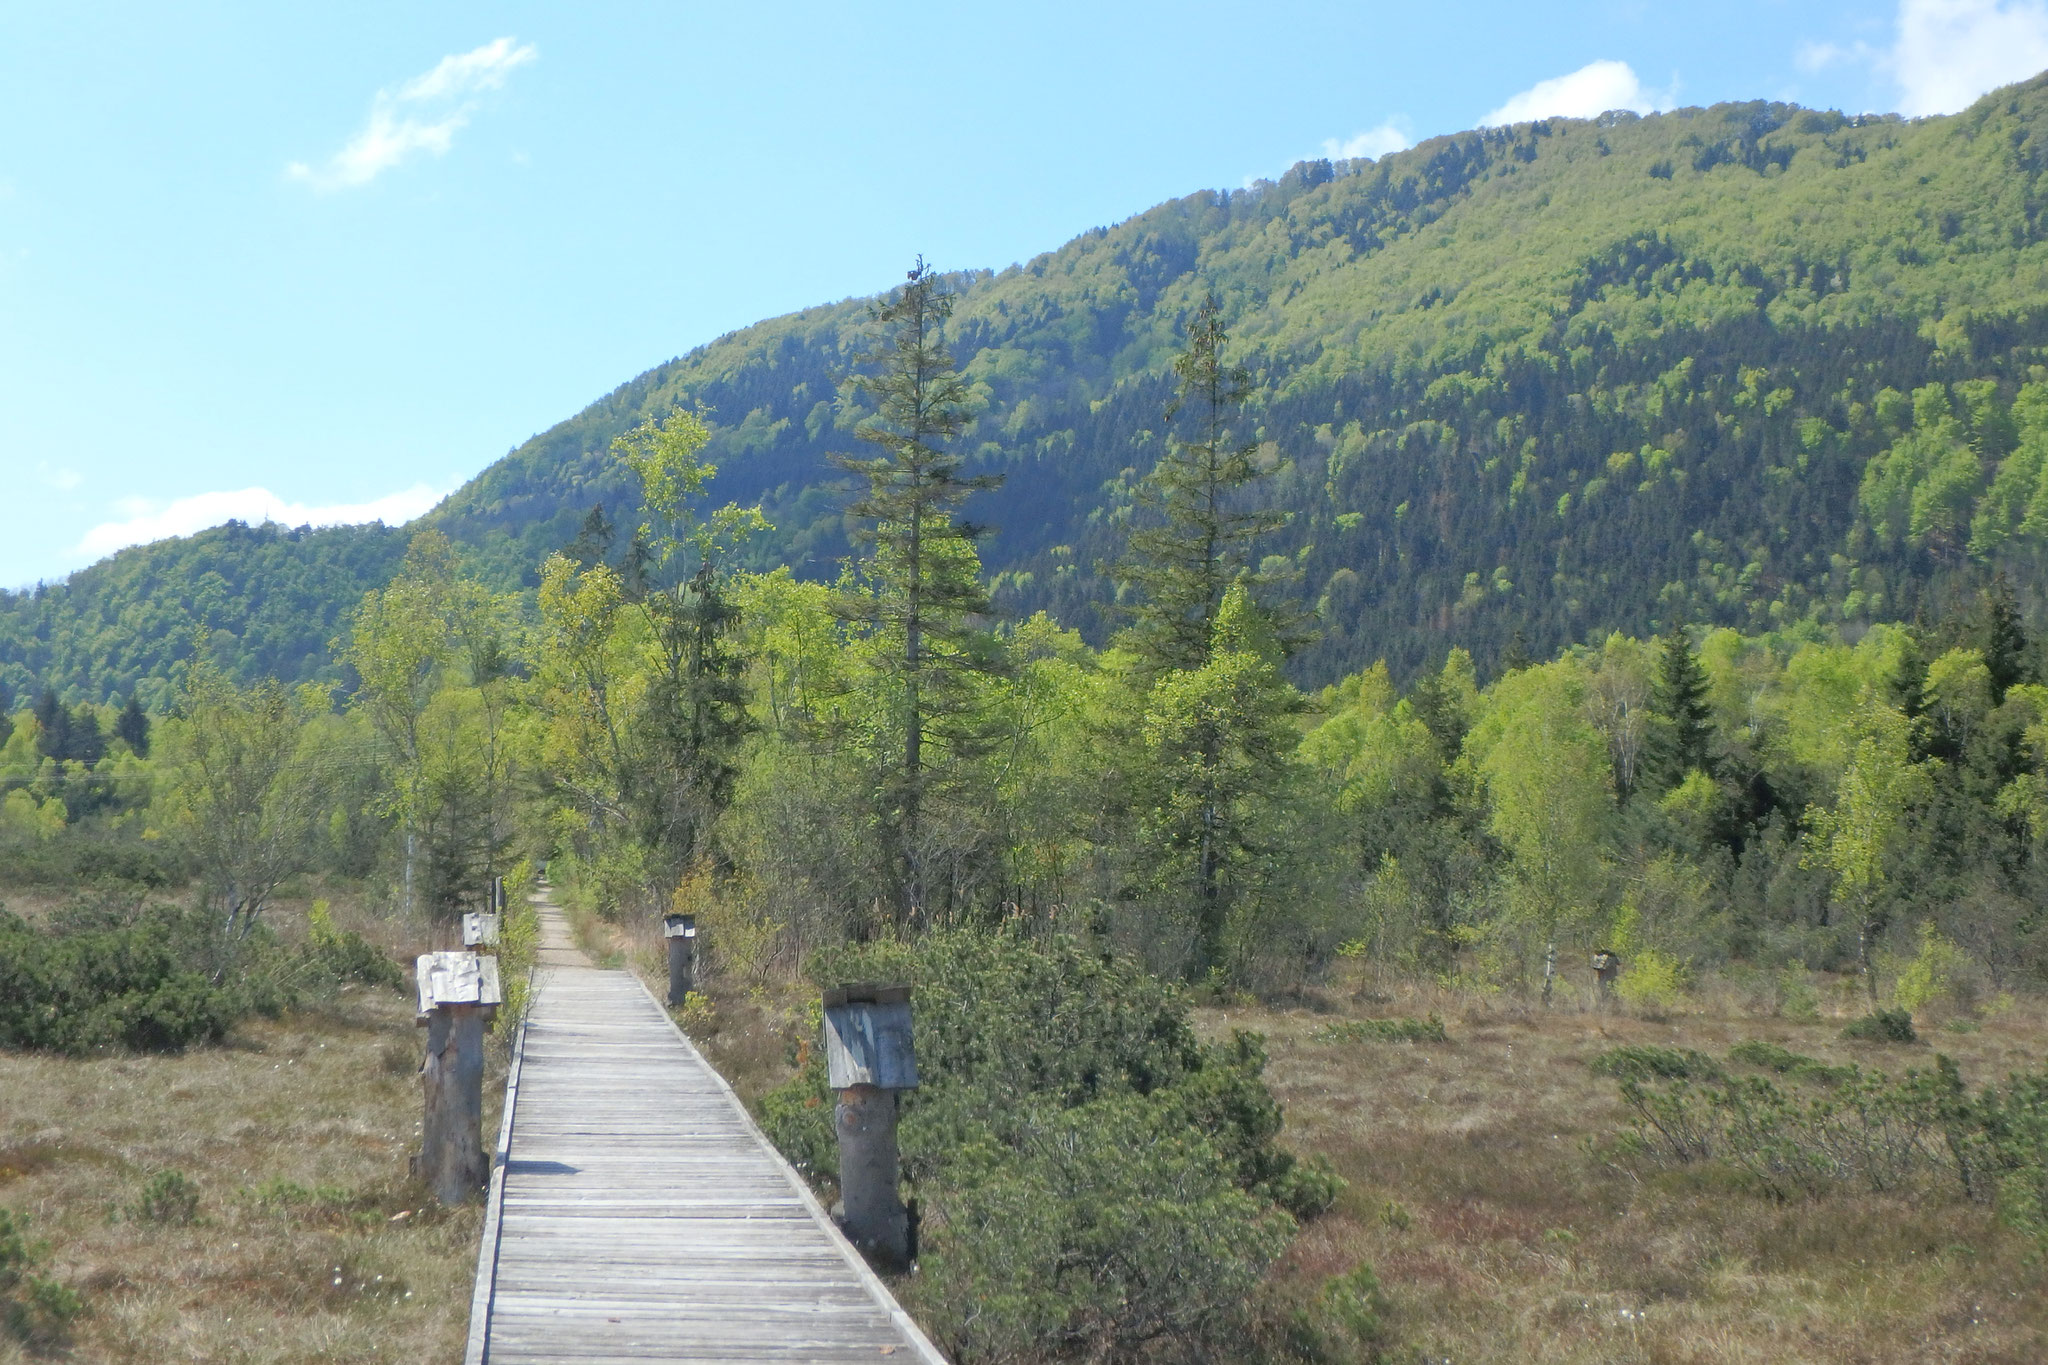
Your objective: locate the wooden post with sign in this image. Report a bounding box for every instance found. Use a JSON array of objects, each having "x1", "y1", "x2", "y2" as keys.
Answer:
[
  {"x1": 823, "y1": 983, "x2": 917, "y2": 1267},
  {"x1": 663, "y1": 913, "x2": 697, "y2": 1005},
  {"x1": 1592, "y1": 949, "x2": 1622, "y2": 1010},
  {"x1": 416, "y1": 951, "x2": 502, "y2": 1205}
]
